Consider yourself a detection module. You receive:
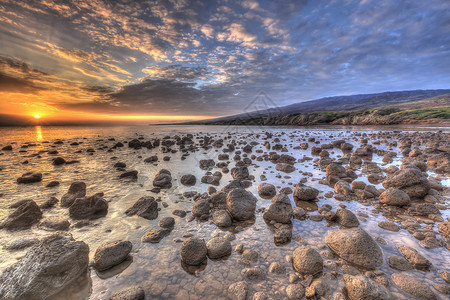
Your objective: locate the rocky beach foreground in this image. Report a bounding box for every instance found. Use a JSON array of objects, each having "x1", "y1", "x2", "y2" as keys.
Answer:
[{"x1": 0, "y1": 125, "x2": 449, "y2": 300}]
